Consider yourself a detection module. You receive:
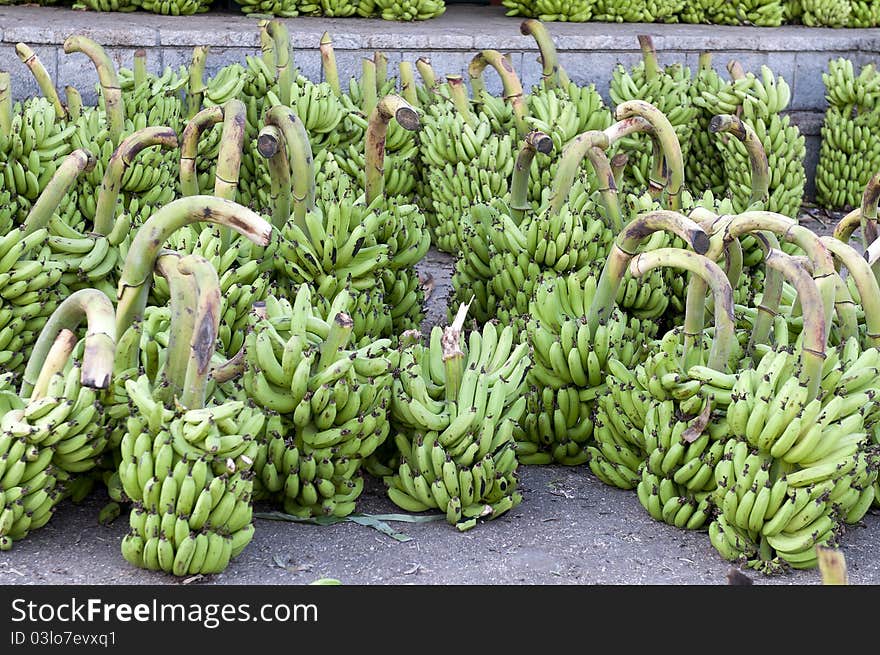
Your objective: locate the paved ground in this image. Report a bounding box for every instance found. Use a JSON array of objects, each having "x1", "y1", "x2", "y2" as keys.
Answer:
[{"x1": 2, "y1": 210, "x2": 878, "y2": 587}]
